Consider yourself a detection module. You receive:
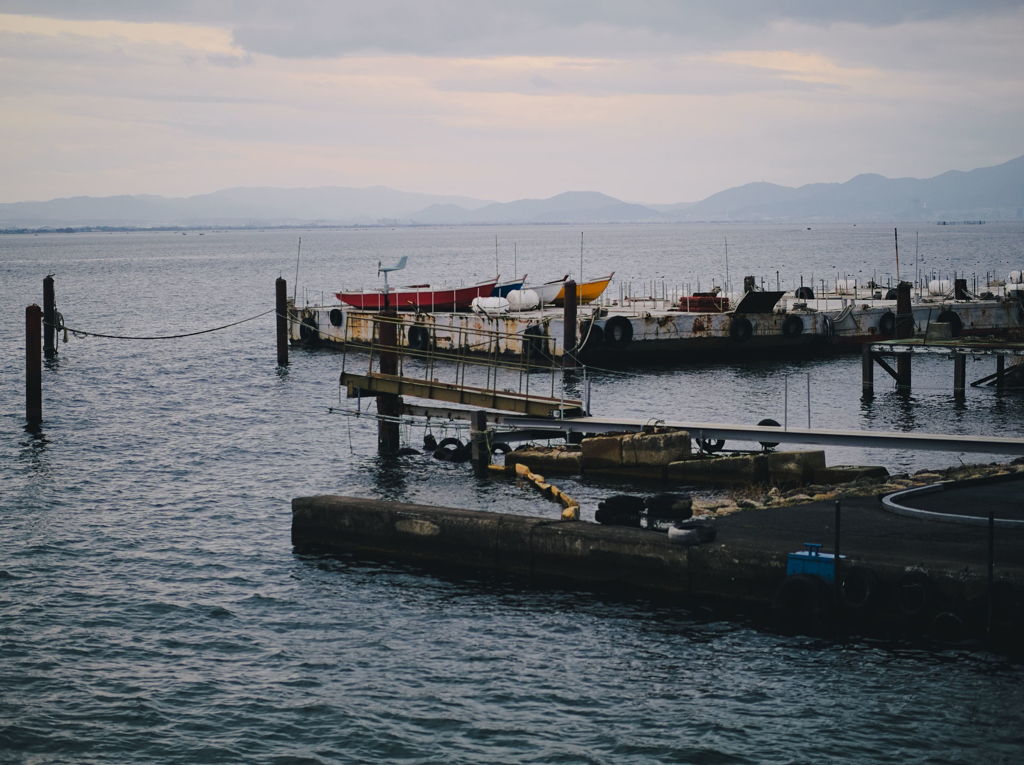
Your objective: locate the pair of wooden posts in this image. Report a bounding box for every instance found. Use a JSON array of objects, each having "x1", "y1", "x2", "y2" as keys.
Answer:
[{"x1": 24, "y1": 275, "x2": 58, "y2": 430}]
